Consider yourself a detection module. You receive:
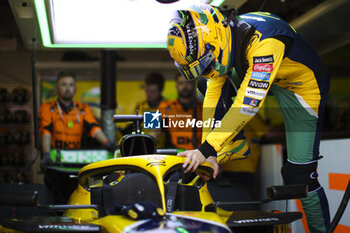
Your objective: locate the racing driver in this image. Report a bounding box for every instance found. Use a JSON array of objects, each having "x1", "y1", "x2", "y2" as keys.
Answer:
[{"x1": 166, "y1": 5, "x2": 330, "y2": 233}]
